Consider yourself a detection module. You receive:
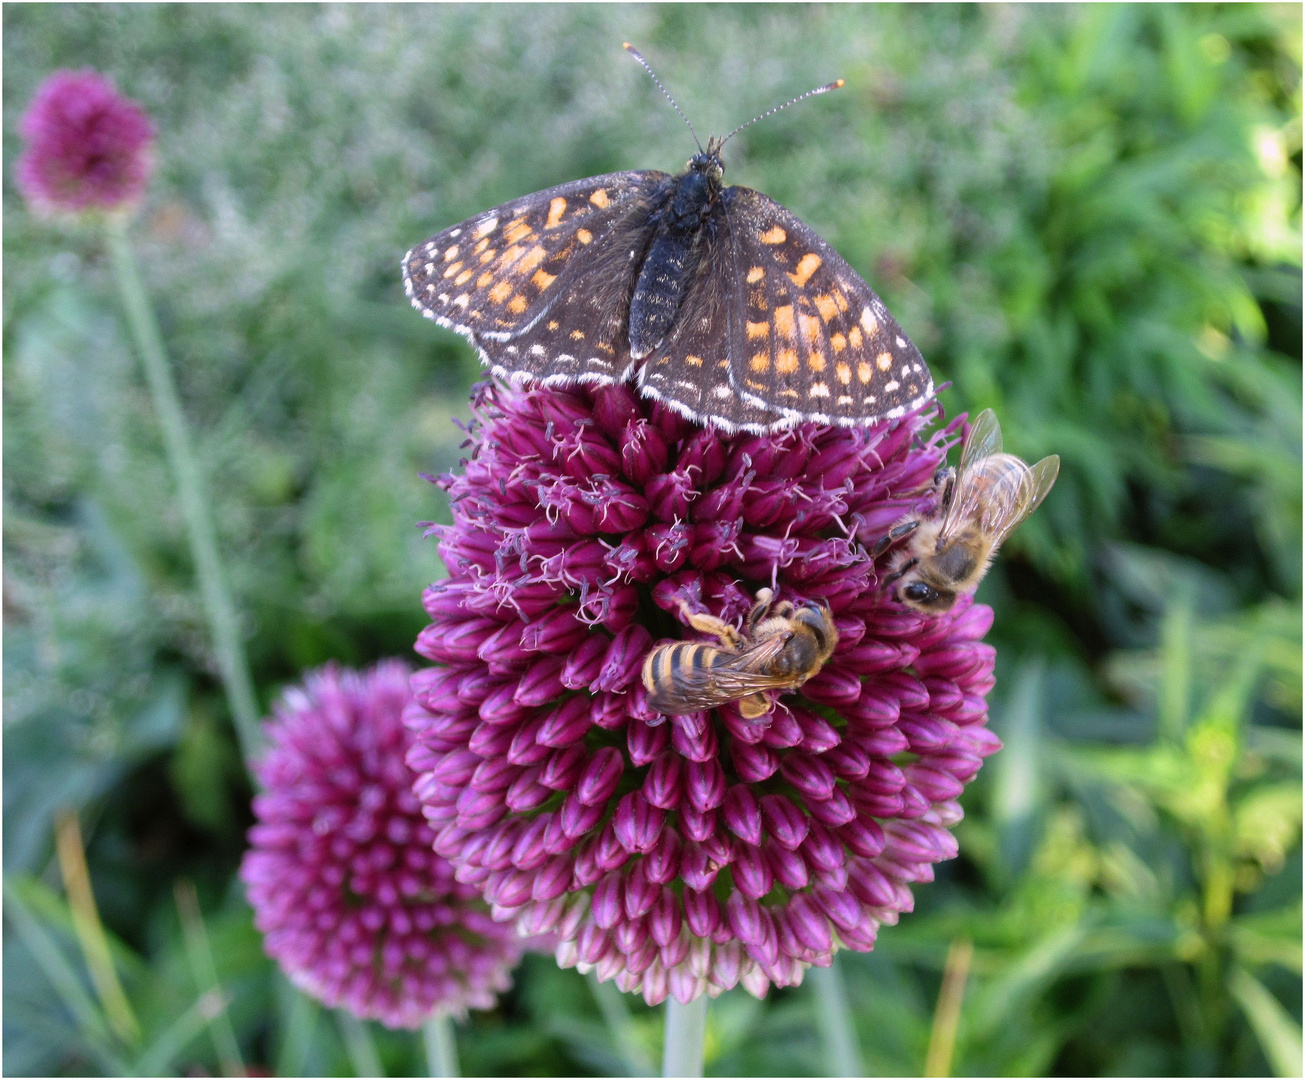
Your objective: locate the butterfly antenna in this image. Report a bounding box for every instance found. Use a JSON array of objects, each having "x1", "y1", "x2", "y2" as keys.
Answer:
[
  {"x1": 719, "y1": 78, "x2": 845, "y2": 149},
  {"x1": 623, "y1": 42, "x2": 703, "y2": 153}
]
